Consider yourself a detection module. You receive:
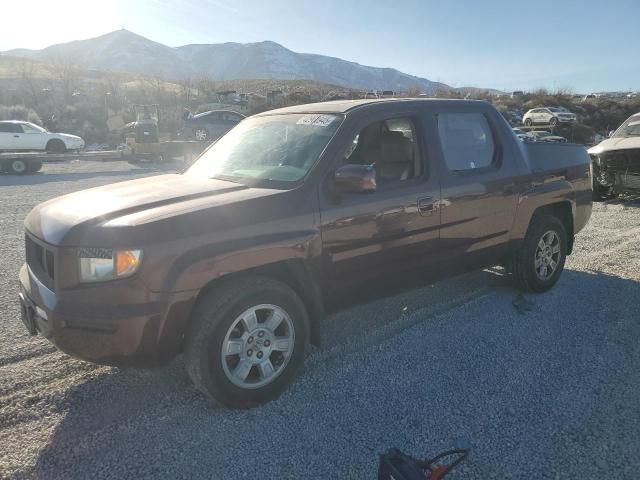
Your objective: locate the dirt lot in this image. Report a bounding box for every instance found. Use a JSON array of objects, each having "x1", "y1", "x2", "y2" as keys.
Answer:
[{"x1": 1, "y1": 161, "x2": 639, "y2": 479}]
